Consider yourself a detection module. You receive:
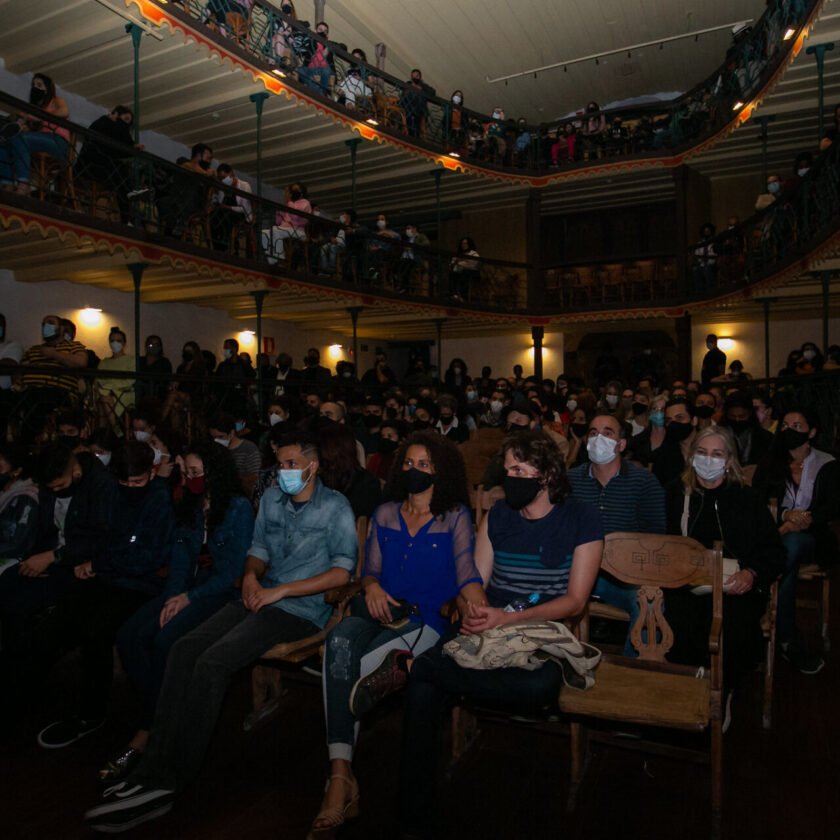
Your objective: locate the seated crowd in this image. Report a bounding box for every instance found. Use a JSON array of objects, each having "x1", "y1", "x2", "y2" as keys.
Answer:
[{"x1": 1, "y1": 309, "x2": 837, "y2": 835}]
